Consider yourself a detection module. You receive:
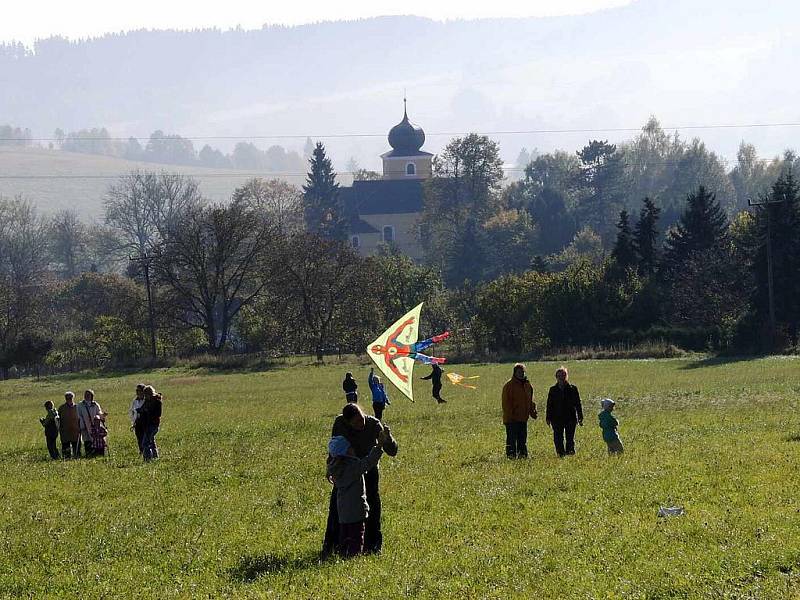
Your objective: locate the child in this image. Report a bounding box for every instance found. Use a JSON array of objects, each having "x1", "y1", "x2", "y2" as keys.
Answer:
[
  {"x1": 326, "y1": 430, "x2": 388, "y2": 557},
  {"x1": 91, "y1": 414, "x2": 109, "y2": 457},
  {"x1": 342, "y1": 372, "x2": 358, "y2": 404},
  {"x1": 140, "y1": 389, "x2": 162, "y2": 462},
  {"x1": 367, "y1": 367, "x2": 390, "y2": 420},
  {"x1": 39, "y1": 401, "x2": 60, "y2": 460},
  {"x1": 599, "y1": 398, "x2": 624, "y2": 454}
]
